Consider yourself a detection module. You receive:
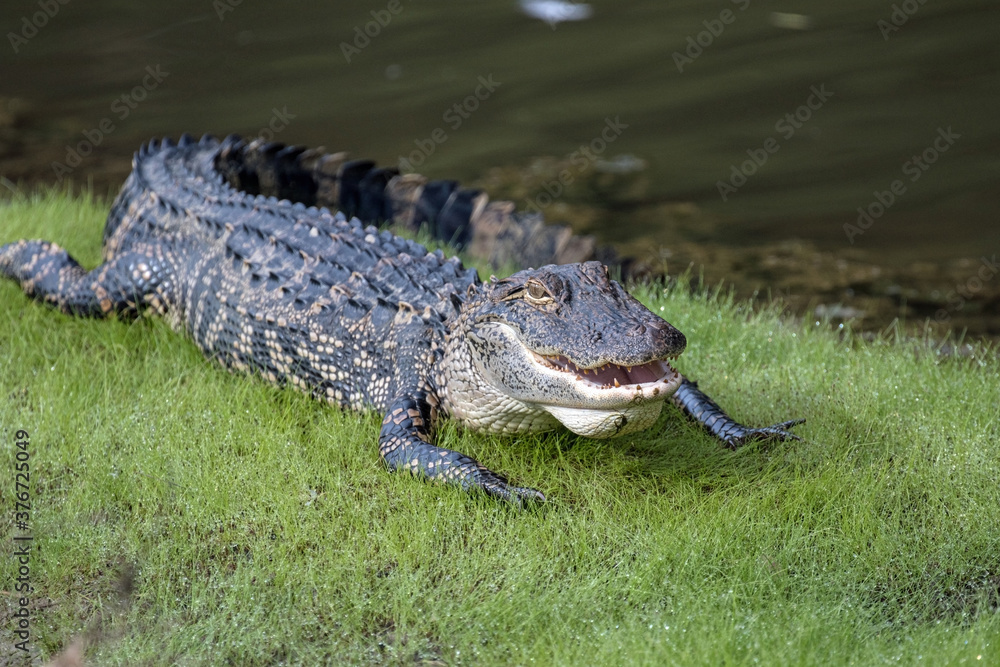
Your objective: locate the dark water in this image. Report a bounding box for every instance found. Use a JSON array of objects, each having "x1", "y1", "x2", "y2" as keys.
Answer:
[{"x1": 2, "y1": 0, "x2": 999, "y2": 336}]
